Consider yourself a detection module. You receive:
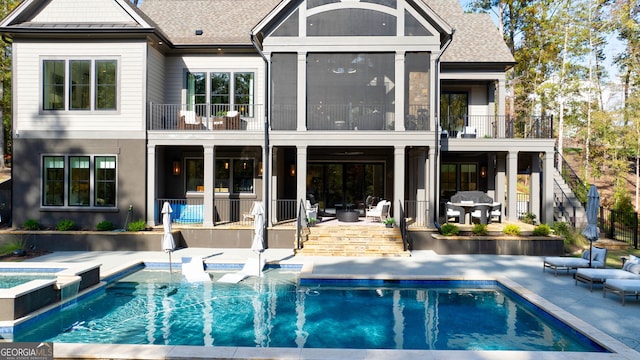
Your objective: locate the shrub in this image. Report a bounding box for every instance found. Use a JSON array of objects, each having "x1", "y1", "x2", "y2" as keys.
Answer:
[
  {"x1": 22, "y1": 219, "x2": 40, "y2": 230},
  {"x1": 521, "y1": 212, "x2": 537, "y2": 225},
  {"x1": 440, "y1": 223, "x2": 460, "y2": 236},
  {"x1": 503, "y1": 224, "x2": 521, "y2": 236},
  {"x1": 532, "y1": 224, "x2": 551, "y2": 236},
  {"x1": 553, "y1": 221, "x2": 586, "y2": 252},
  {"x1": 0, "y1": 237, "x2": 27, "y2": 255},
  {"x1": 56, "y1": 219, "x2": 75, "y2": 231},
  {"x1": 127, "y1": 219, "x2": 147, "y2": 232},
  {"x1": 471, "y1": 223, "x2": 488, "y2": 236},
  {"x1": 96, "y1": 220, "x2": 115, "y2": 231}
]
